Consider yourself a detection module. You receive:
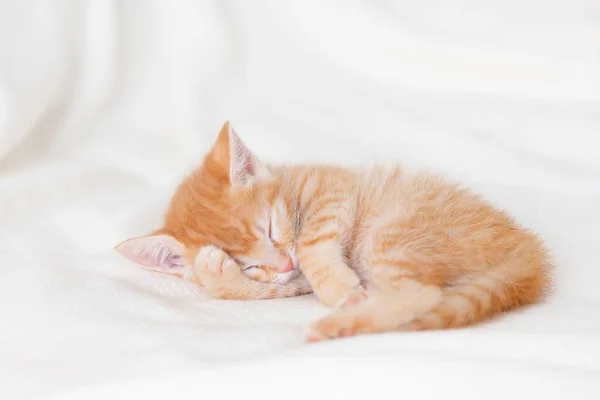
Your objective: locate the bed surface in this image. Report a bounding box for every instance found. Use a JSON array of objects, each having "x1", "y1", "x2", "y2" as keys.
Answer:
[{"x1": 1, "y1": 1, "x2": 599, "y2": 399}]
